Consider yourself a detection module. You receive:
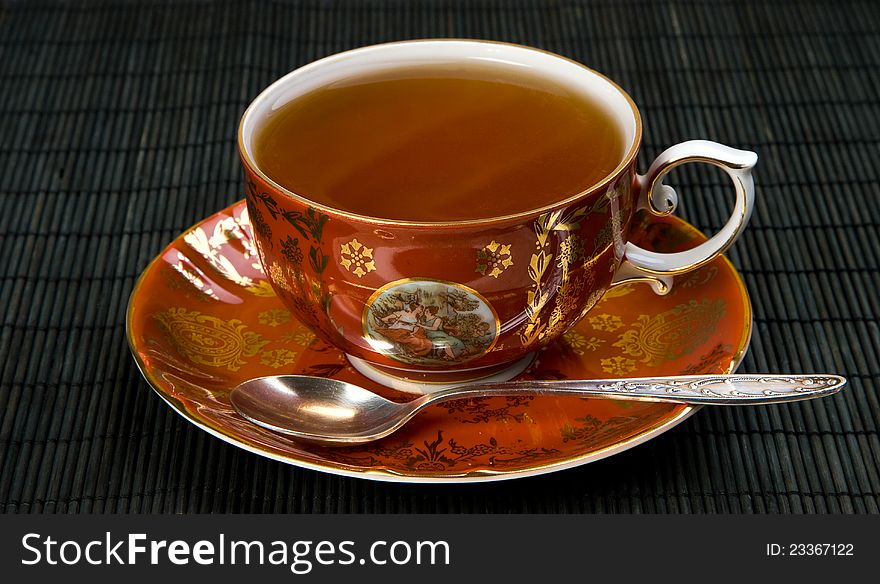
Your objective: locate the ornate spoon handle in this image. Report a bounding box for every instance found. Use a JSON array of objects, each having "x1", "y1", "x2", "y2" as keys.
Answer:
[{"x1": 419, "y1": 374, "x2": 846, "y2": 407}]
